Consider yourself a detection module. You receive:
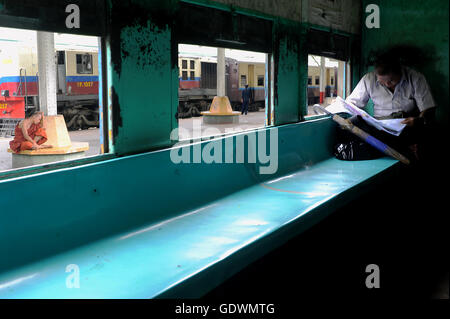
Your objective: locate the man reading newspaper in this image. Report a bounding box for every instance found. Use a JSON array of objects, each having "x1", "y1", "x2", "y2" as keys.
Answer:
[{"x1": 332, "y1": 50, "x2": 436, "y2": 162}]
